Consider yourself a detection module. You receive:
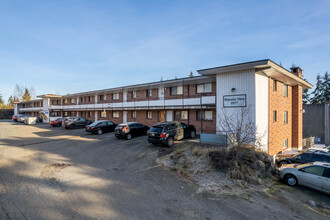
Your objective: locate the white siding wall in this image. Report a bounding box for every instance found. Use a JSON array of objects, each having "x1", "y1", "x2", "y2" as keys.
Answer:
[
  {"x1": 216, "y1": 69, "x2": 256, "y2": 139},
  {"x1": 255, "y1": 73, "x2": 269, "y2": 151}
]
